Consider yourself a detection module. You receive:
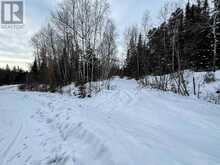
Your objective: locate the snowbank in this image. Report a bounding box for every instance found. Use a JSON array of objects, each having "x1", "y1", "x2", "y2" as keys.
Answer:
[
  {"x1": 185, "y1": 70, "x2": 220, "y2": 104},
  {"x1": 142, "y1": 70, "x2": 220, "y2": 104}
]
